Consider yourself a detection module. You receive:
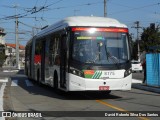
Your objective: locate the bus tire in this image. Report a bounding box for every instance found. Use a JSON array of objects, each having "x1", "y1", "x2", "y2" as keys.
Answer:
[
  {"x1": 54, "y1": 72, "x2": 58, "y2": 90},
  {"x1": 26, "y1": 67, "x2": 28, "y2": 76},
  {"x1": 37, "y1": 69, "x2": 41, "y2": 85}
]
